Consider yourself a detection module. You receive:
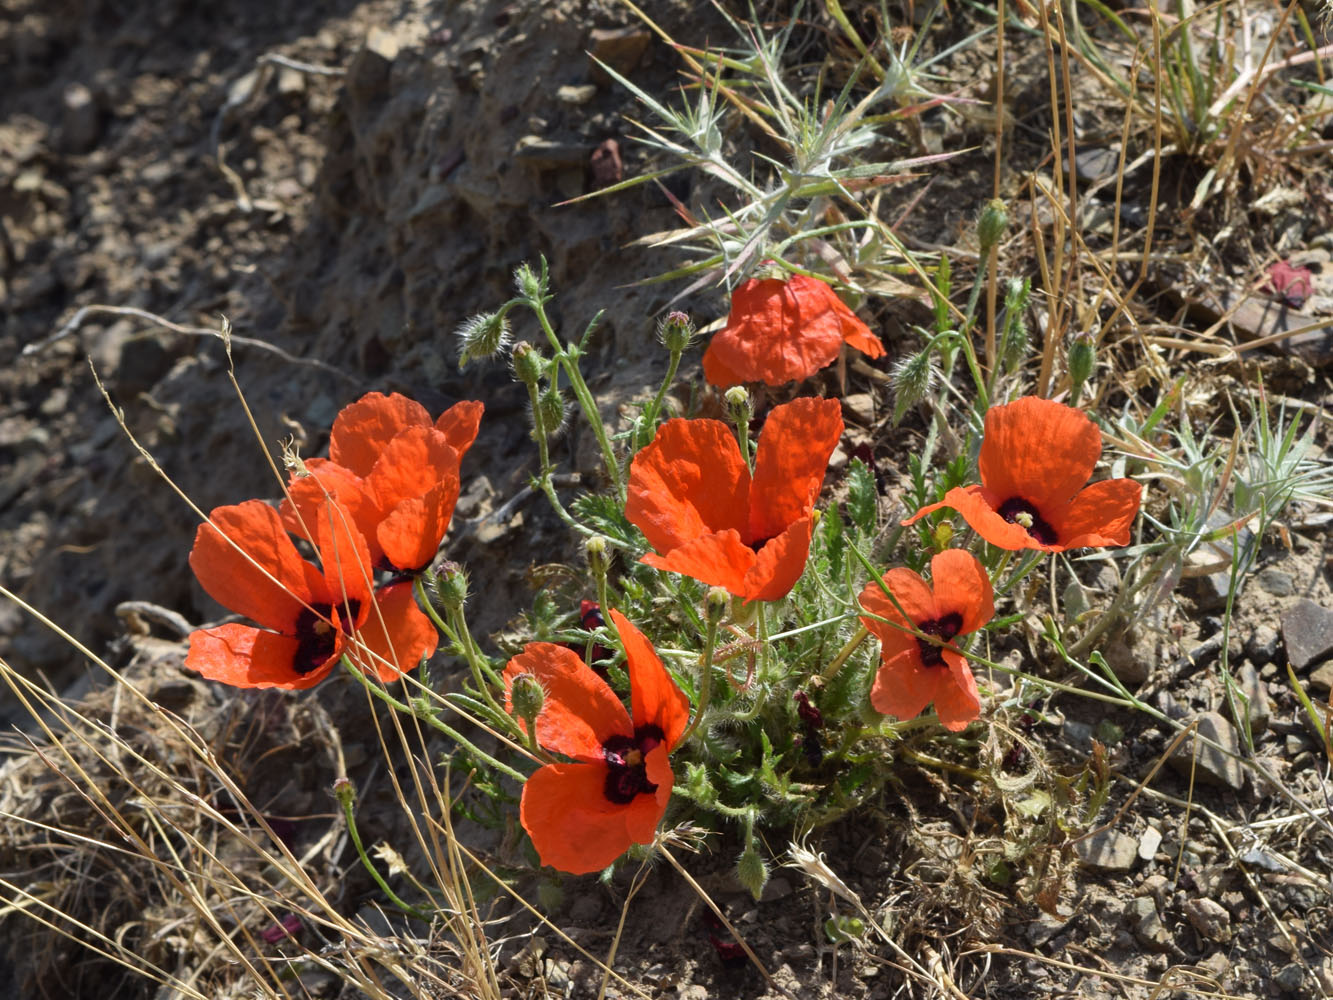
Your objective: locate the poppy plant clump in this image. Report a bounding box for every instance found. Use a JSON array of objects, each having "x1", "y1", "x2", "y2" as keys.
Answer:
[
  {"x1": 702, "y1": 273, "x2": 886, "y2": 388},
  {"x1": 186, "y1": 500, "x2": 438, "y2": 689},
  {"x1": 503, "y1": 609, "x2": 690, "y2": 875},
  {"x1": 858, "y1": 549, "x2": 995, "y2": 731},
  {"x1": 282, "y1": 391, "x2": 484, "y2": 574},
  {"x1": 904, "y1": 396, "x2": 1142, "y2": 552},
  {"x1": 625, "y1": 396, "x2": 844, "y2": 602}
]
